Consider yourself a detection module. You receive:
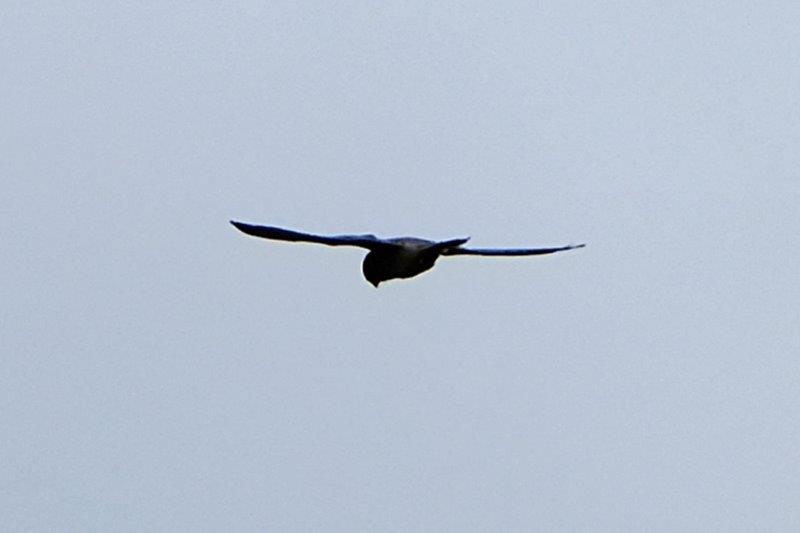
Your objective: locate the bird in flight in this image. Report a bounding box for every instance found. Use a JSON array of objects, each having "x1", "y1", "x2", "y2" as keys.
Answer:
[{"x1": 231, "y1": 221, "x2": 585, "y2": 287}]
